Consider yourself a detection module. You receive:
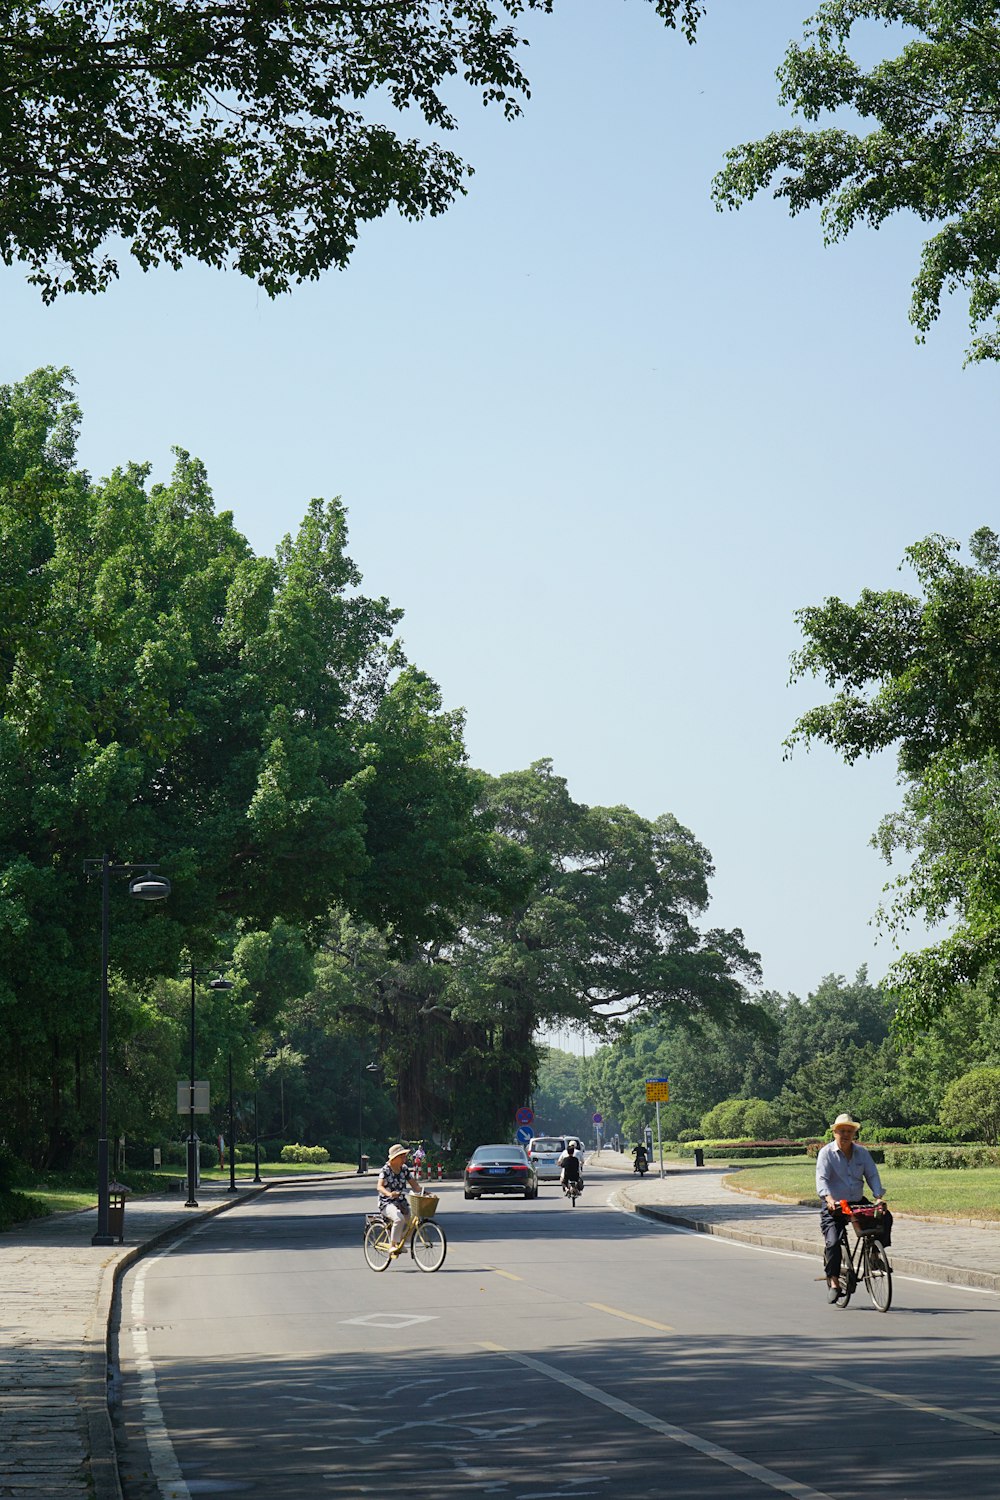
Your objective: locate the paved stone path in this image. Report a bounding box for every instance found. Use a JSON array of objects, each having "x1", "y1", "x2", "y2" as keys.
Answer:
[
  {"x1": 591, "y1": 1149, "x2": 1000, "y2": 1292},
  {"x1": 3, "y1": 1158, "x2": 997, "y2": 1499},
  {"x1": 0, "y1": 1176, "x2": 347, "y2": 1500}
]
